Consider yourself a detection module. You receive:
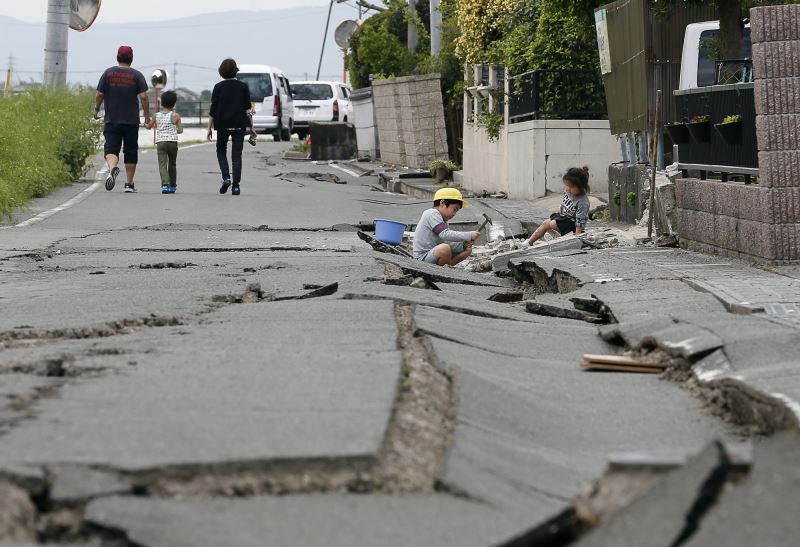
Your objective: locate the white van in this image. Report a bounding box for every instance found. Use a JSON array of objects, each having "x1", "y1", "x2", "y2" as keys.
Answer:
[
  {"x1": 236, "y1": 64, "x2": 294, "y2": 141},
  {"x1": 679, "y1": 22, "x2": 752, "y2": 89},
  {"x1": 291, "y1": 81, "x2": 354, "y2": 140}
]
